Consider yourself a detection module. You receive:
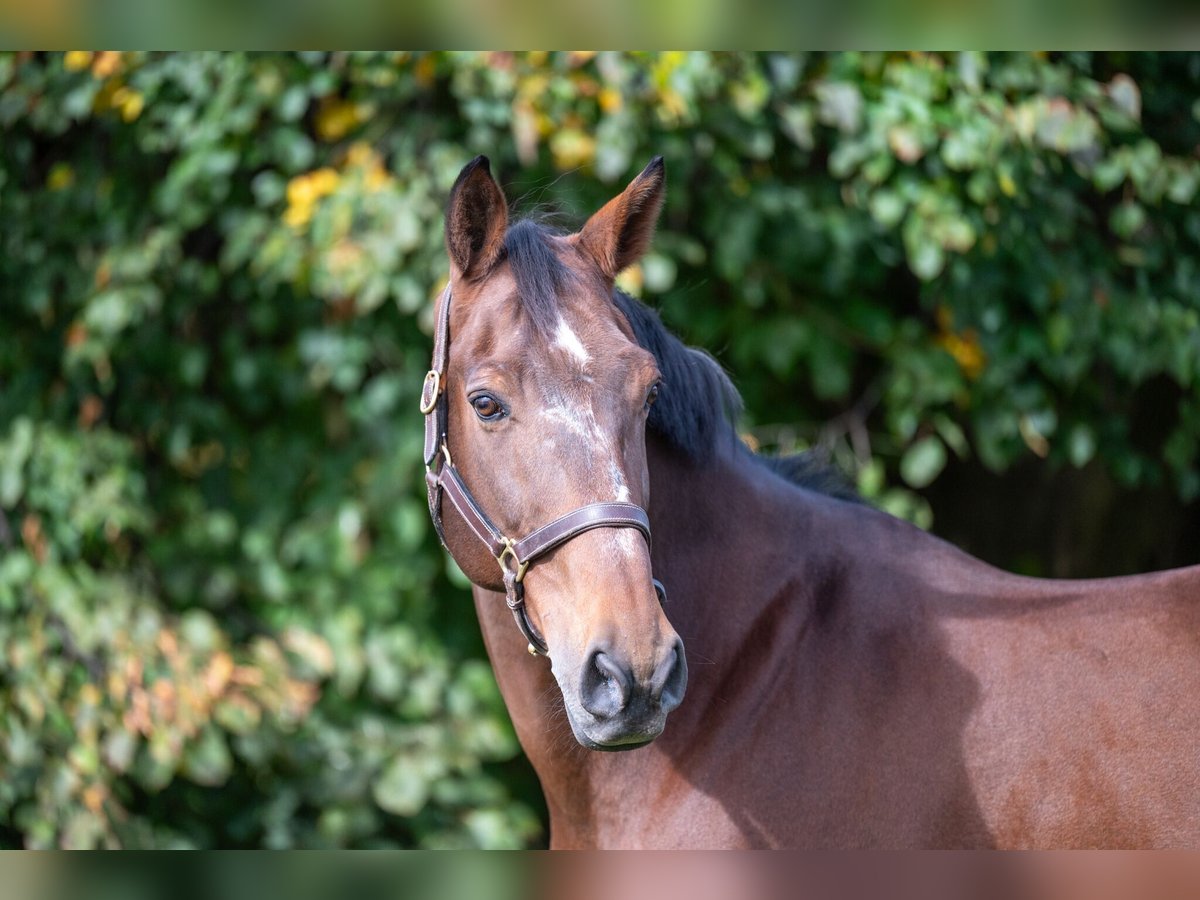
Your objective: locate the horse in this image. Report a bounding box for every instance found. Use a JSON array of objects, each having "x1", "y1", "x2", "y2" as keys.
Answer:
[{"x1": 421, "y1": 155, "x2": 1200, "y2": 848}]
